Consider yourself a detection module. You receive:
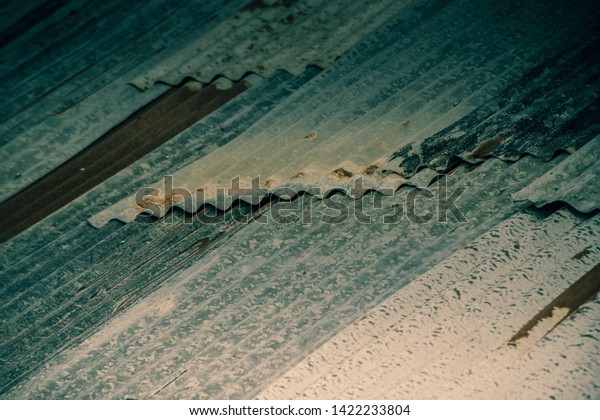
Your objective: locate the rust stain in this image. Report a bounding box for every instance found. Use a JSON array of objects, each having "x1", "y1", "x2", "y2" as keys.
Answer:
[
  {"x1": 113, "y1": 300, "x2": 127, "y2": 314},
  {"x1": 509, "y1": 263, "x2": 600, "y2": 345},
  {"x1": 302, "y1": 131, "x2": 318, "y2": 141},
  {"x1": 471, "y1": 134, "x2": 506, "y2": 159},
  {"x1": 291, "y1": 172, "x2": 305, "y2": 179},
  {"x1": 333, "y1": 168, "x2": 353, "y2": 178},
  {"x1": 364, "y1": 164, "x2": 379, "y2": 175},
  {"x1": 572, "y1": 247, "x2": 591, "y2": 260}
]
